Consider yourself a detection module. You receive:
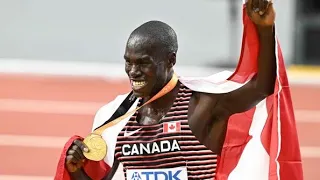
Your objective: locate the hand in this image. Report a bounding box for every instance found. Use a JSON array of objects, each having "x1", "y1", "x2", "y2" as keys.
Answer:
[
  {"x1": 246, "y1": 0, "x2": 276, "y2": 27},
  {"x1": 65, "y1": 139, "x2": 89, "y2": 173}
]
